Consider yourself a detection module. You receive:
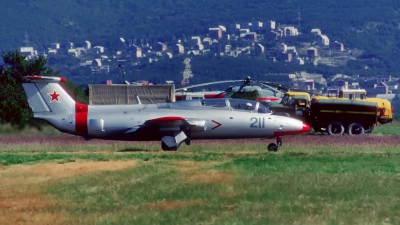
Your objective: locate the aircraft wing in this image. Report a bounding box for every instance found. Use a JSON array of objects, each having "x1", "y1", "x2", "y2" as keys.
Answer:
[{"x1": 125, "y1": 116, "x2": 207, "y2": 133}]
